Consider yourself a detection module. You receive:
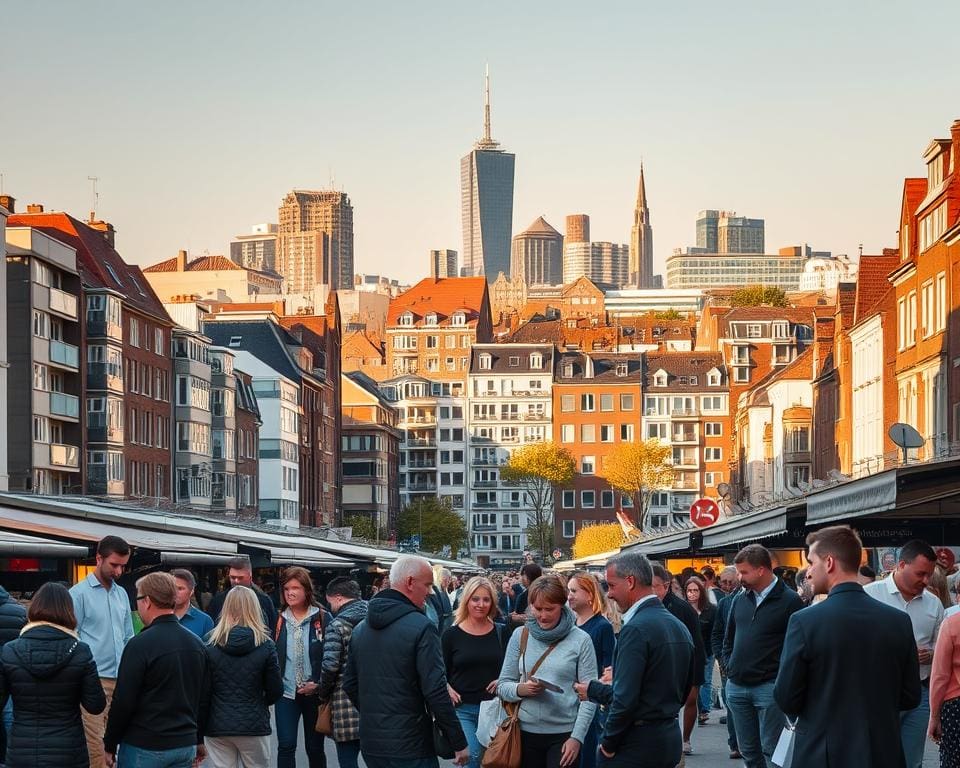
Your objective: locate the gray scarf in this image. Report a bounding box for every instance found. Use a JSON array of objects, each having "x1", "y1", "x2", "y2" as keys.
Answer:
[{"x1": 525, "y1": 605, "x2": 576, "y2": 644}]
